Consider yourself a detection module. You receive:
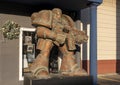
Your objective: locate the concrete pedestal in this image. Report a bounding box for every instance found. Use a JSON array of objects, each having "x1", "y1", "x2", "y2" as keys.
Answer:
[{"x1": 24, "y1": 74, "x2": 93, "y2": 85}]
